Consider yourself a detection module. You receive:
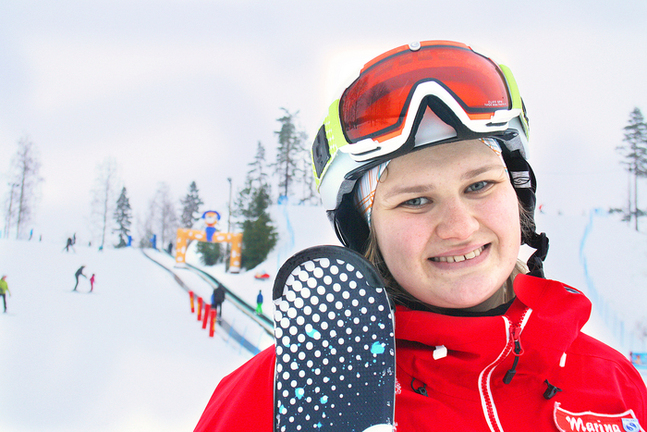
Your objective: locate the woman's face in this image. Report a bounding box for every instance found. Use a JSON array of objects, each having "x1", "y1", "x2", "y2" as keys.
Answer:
[{"x1": 371, "y1": 140, "x2": 521, "y2": 309}]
